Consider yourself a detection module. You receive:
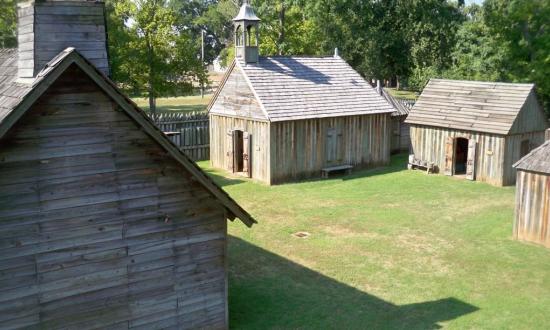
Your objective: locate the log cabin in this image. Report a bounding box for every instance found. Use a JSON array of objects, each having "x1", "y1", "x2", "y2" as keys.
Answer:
[
  {"x1": 0, "y1": 1, "x2": 255, "y2": 329},
  {"x1": 208, "y1": 3, "x2": 394, "y2": 185},
  {"x1": 406, "y1": 79, "x2": 548, "y2": 186},
  {"x1": 513, "y1": 129, "x2": 550, "y2": 248}
]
